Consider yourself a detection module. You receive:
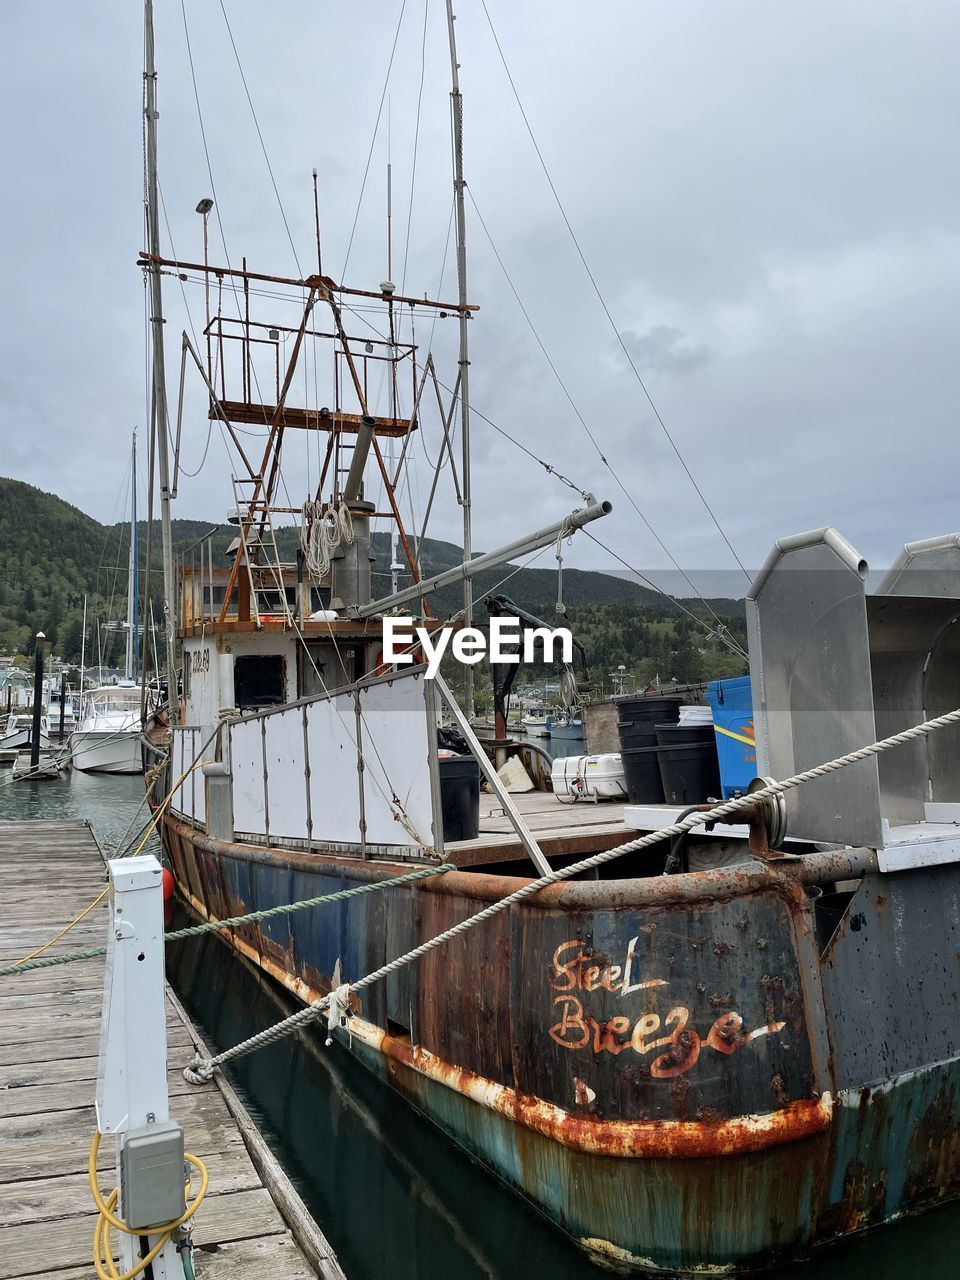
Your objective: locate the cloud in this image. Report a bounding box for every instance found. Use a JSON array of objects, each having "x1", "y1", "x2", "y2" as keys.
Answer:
[
  {"x1": 0, "y1": 0, "x2": 957, "y2": 588},
  {"x1": 617, "y1": 325, "x2": 710, "y2": 377}
]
